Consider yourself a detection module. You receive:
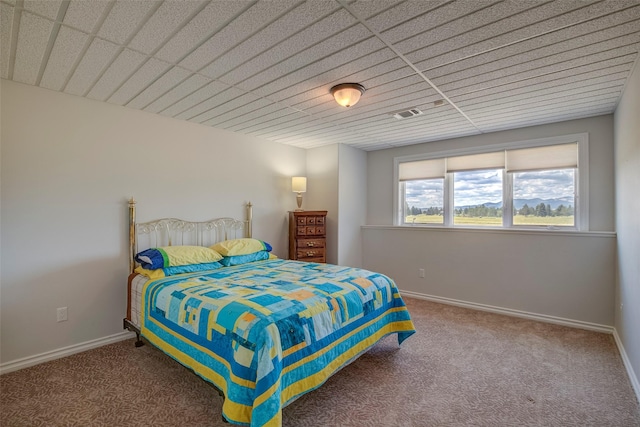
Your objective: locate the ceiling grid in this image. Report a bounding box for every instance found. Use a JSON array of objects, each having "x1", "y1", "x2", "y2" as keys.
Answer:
[{"x1": 0, "y1": 0, "x2": 638, "y2": 151}]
